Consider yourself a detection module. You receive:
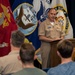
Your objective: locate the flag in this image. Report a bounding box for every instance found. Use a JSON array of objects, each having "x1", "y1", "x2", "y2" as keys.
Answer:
[
  {"x1": 12, "y1": 0, "x2": 41, "y2": 50},
  {"x1": 50, "y1": 0, "x2": 73, "y2": 39},
  {"x1": 0, "y1": 0, "x2": 17, "y2": 56},
  {"x1": 32, "y1": 0, "x2": 74, "y2": 64},
  {"x1": 35, "y1": 0, "x2": 73, "y2": 39},
  {"x1": 33, "y1": 0, "x2": 51, "y2": 22}
]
